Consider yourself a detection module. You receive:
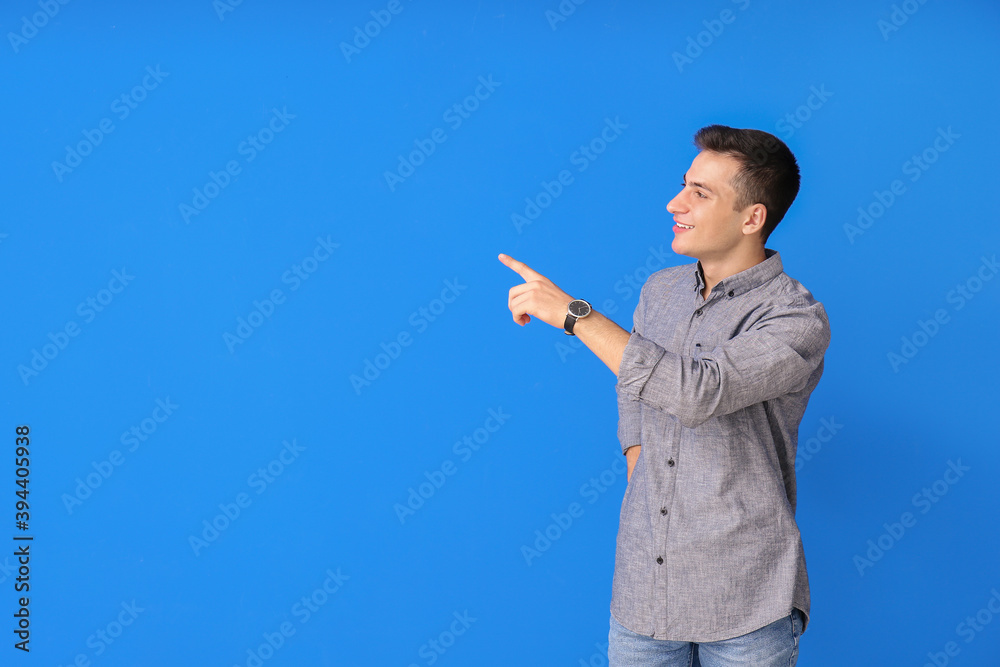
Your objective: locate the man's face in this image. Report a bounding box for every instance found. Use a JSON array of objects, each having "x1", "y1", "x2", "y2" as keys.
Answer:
[{"x1": 666, "y1": 150, "x2": 757, "y2": 261}]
